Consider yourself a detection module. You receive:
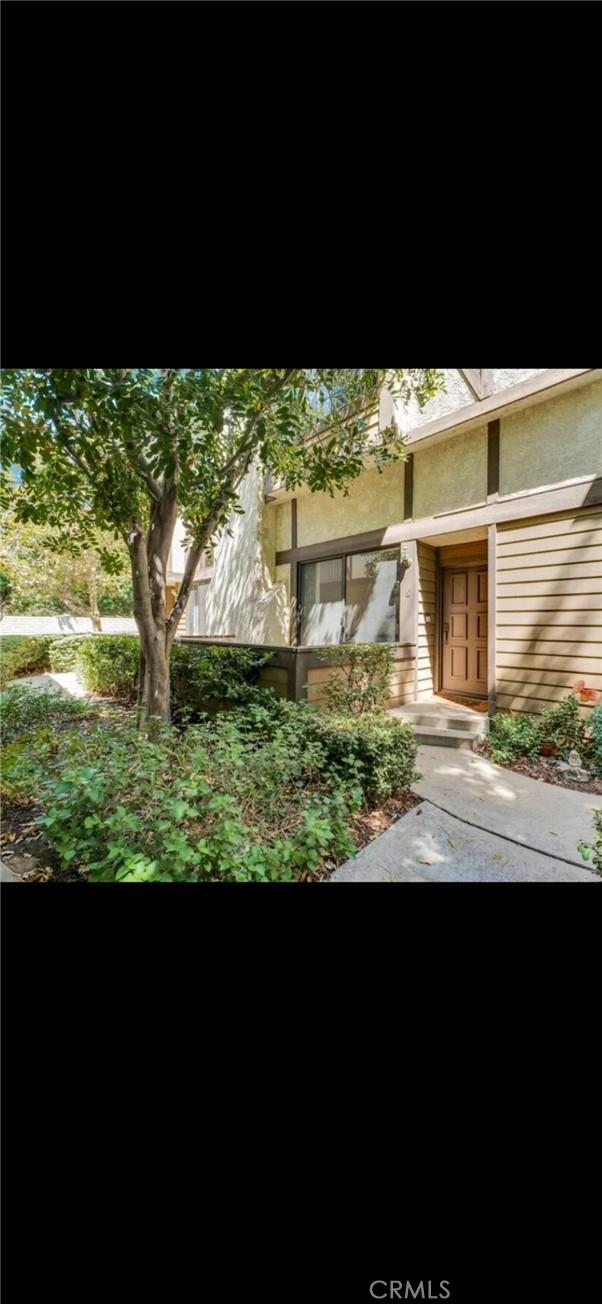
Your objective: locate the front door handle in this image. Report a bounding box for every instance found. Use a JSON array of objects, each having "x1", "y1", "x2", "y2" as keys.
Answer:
[{"x1": 444, "y1": 622, "x2": 449, "y2": 643}]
